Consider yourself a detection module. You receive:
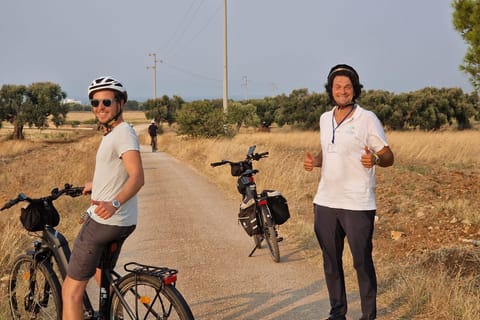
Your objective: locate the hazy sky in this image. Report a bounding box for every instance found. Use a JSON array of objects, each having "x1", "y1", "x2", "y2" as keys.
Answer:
[{"x1": 0, "y1": 0, "x2": 472, "y2": 102}]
